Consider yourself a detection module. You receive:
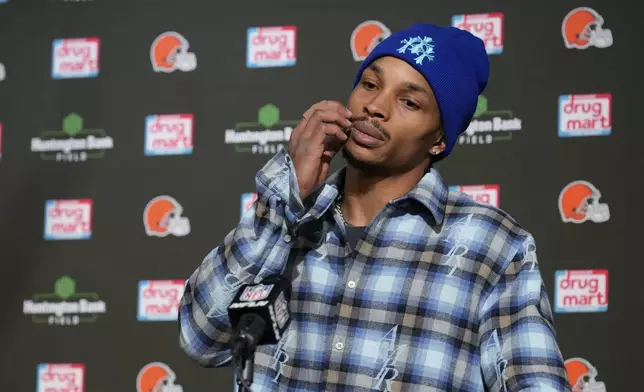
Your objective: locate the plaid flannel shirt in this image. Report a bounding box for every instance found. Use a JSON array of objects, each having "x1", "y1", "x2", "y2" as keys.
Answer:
[{"x1": 179, "y1": 148, "x2": 570, "y2": 392}]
